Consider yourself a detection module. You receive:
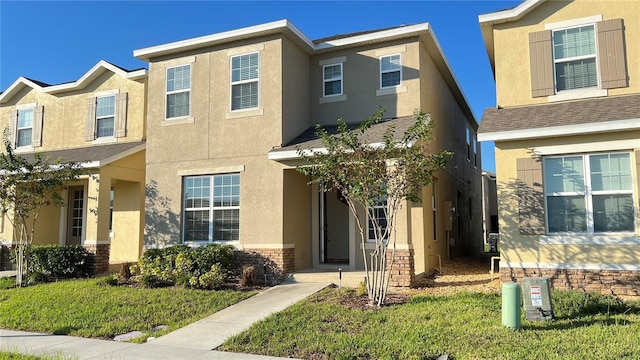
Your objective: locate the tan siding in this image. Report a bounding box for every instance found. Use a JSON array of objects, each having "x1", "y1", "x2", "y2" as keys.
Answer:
[
  {"x1": 516, "y1": 157, "x2": 545, "y2": 235},
  {"x1": 598, "y1": 18, "x2": 628, "y2": 89},
  {"x1": 528, "y1": 30, "x2": 554, "y2": 98}
]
